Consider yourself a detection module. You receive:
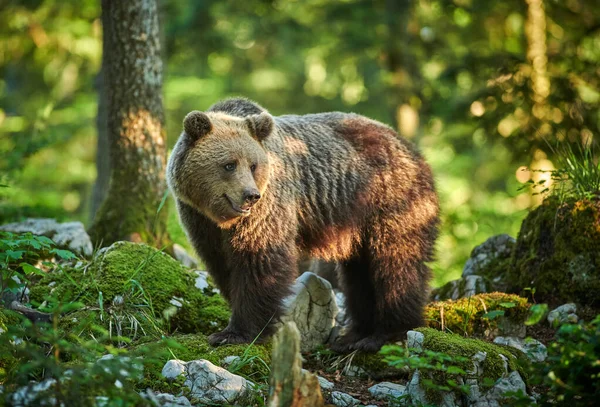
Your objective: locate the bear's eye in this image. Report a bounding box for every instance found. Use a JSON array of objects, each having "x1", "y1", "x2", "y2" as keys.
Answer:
[
  {"x1": 224, "y1": 162, "x2": 236, "y2": 172},
  {"x1": 250, "y1": 164, "x2": 257, "y2": 173}
]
